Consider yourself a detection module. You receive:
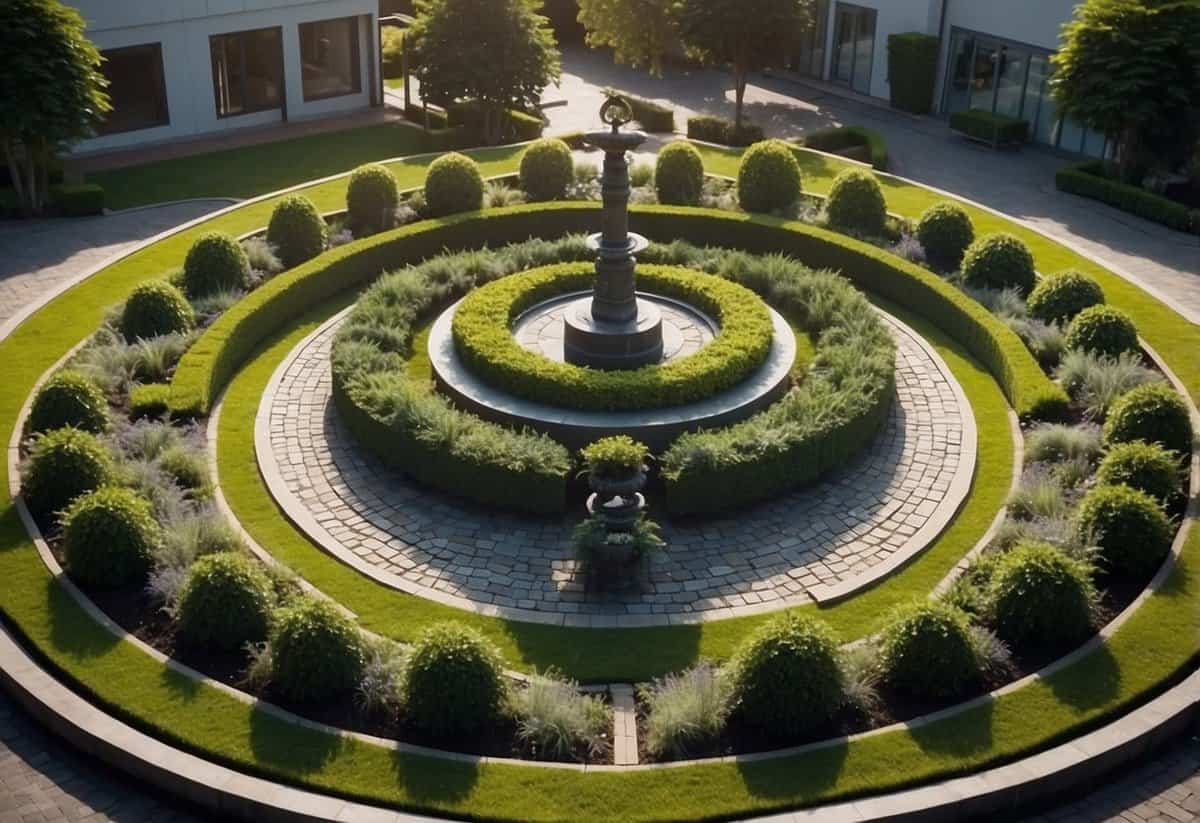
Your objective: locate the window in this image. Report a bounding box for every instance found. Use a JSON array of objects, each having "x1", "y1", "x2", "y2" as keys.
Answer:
[
  {"x1": 831, "y1": 4, "x2": 876, "y2": 95},
  {"x1": 97, "y1": 43, "x2": 169, "y2": 135},
  {"x1": 210, "y1": 27, "x2": 284, "y2": 118},
  {"x1": 299, "y1": 17, "x2": 361, "y2": 100}
]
